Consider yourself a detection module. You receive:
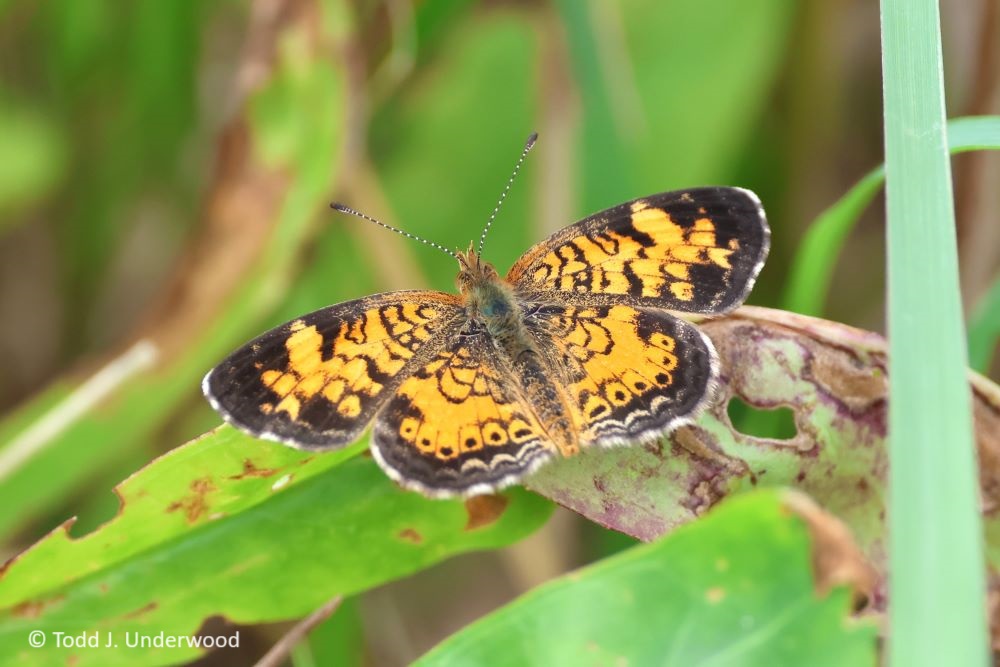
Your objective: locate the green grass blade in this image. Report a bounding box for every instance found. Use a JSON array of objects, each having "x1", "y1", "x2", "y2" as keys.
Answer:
[
  {"x1": 969, "y1": 275, "x2": 1000, "y2": 373},
  {"x1": 783, "y1": 115, "x2": 1000, "y2": 316},
  {"x1": 555, "y1": 0, "x2": 793, "y2": 215},
  {"x1": 880, "y1": 2, "x2": 988, "y2": 664}
]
